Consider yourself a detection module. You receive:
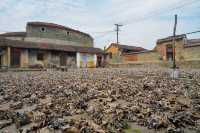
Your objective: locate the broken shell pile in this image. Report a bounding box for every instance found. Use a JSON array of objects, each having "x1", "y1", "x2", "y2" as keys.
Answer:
[{"x1": 0, "y1": 68, "x2": 200, "y2": 133}]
